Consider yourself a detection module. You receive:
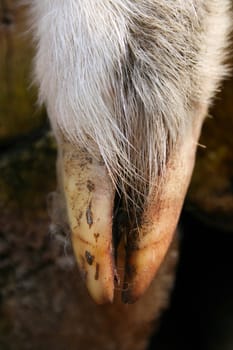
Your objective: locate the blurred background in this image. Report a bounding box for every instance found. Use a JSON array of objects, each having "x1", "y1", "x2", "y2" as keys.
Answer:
[{"x1": 0, "y1": 2, "x2": 233, "y2": 350}]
